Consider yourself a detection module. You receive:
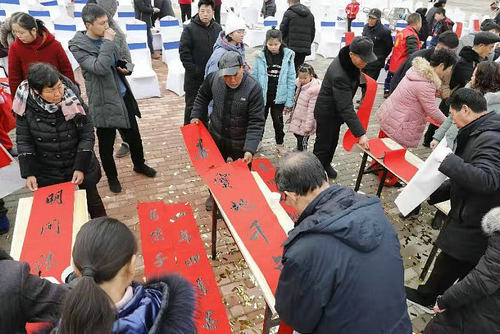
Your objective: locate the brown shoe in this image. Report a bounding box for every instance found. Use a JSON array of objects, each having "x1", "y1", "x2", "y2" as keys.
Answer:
[{"x1": 151, "y1": 52, "x2": 161, "y2": 59}]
